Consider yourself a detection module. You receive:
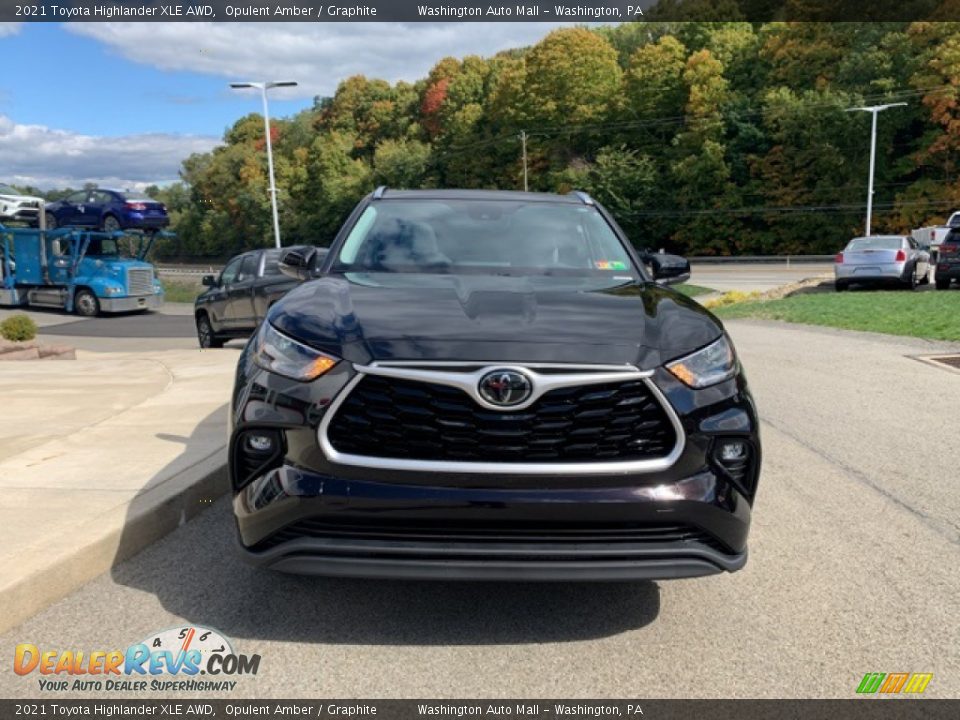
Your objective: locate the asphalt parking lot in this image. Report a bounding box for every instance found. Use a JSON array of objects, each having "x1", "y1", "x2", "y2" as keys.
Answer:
[{"x1": 2, "y1": 318, "x2": 957, "y2": 699}]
